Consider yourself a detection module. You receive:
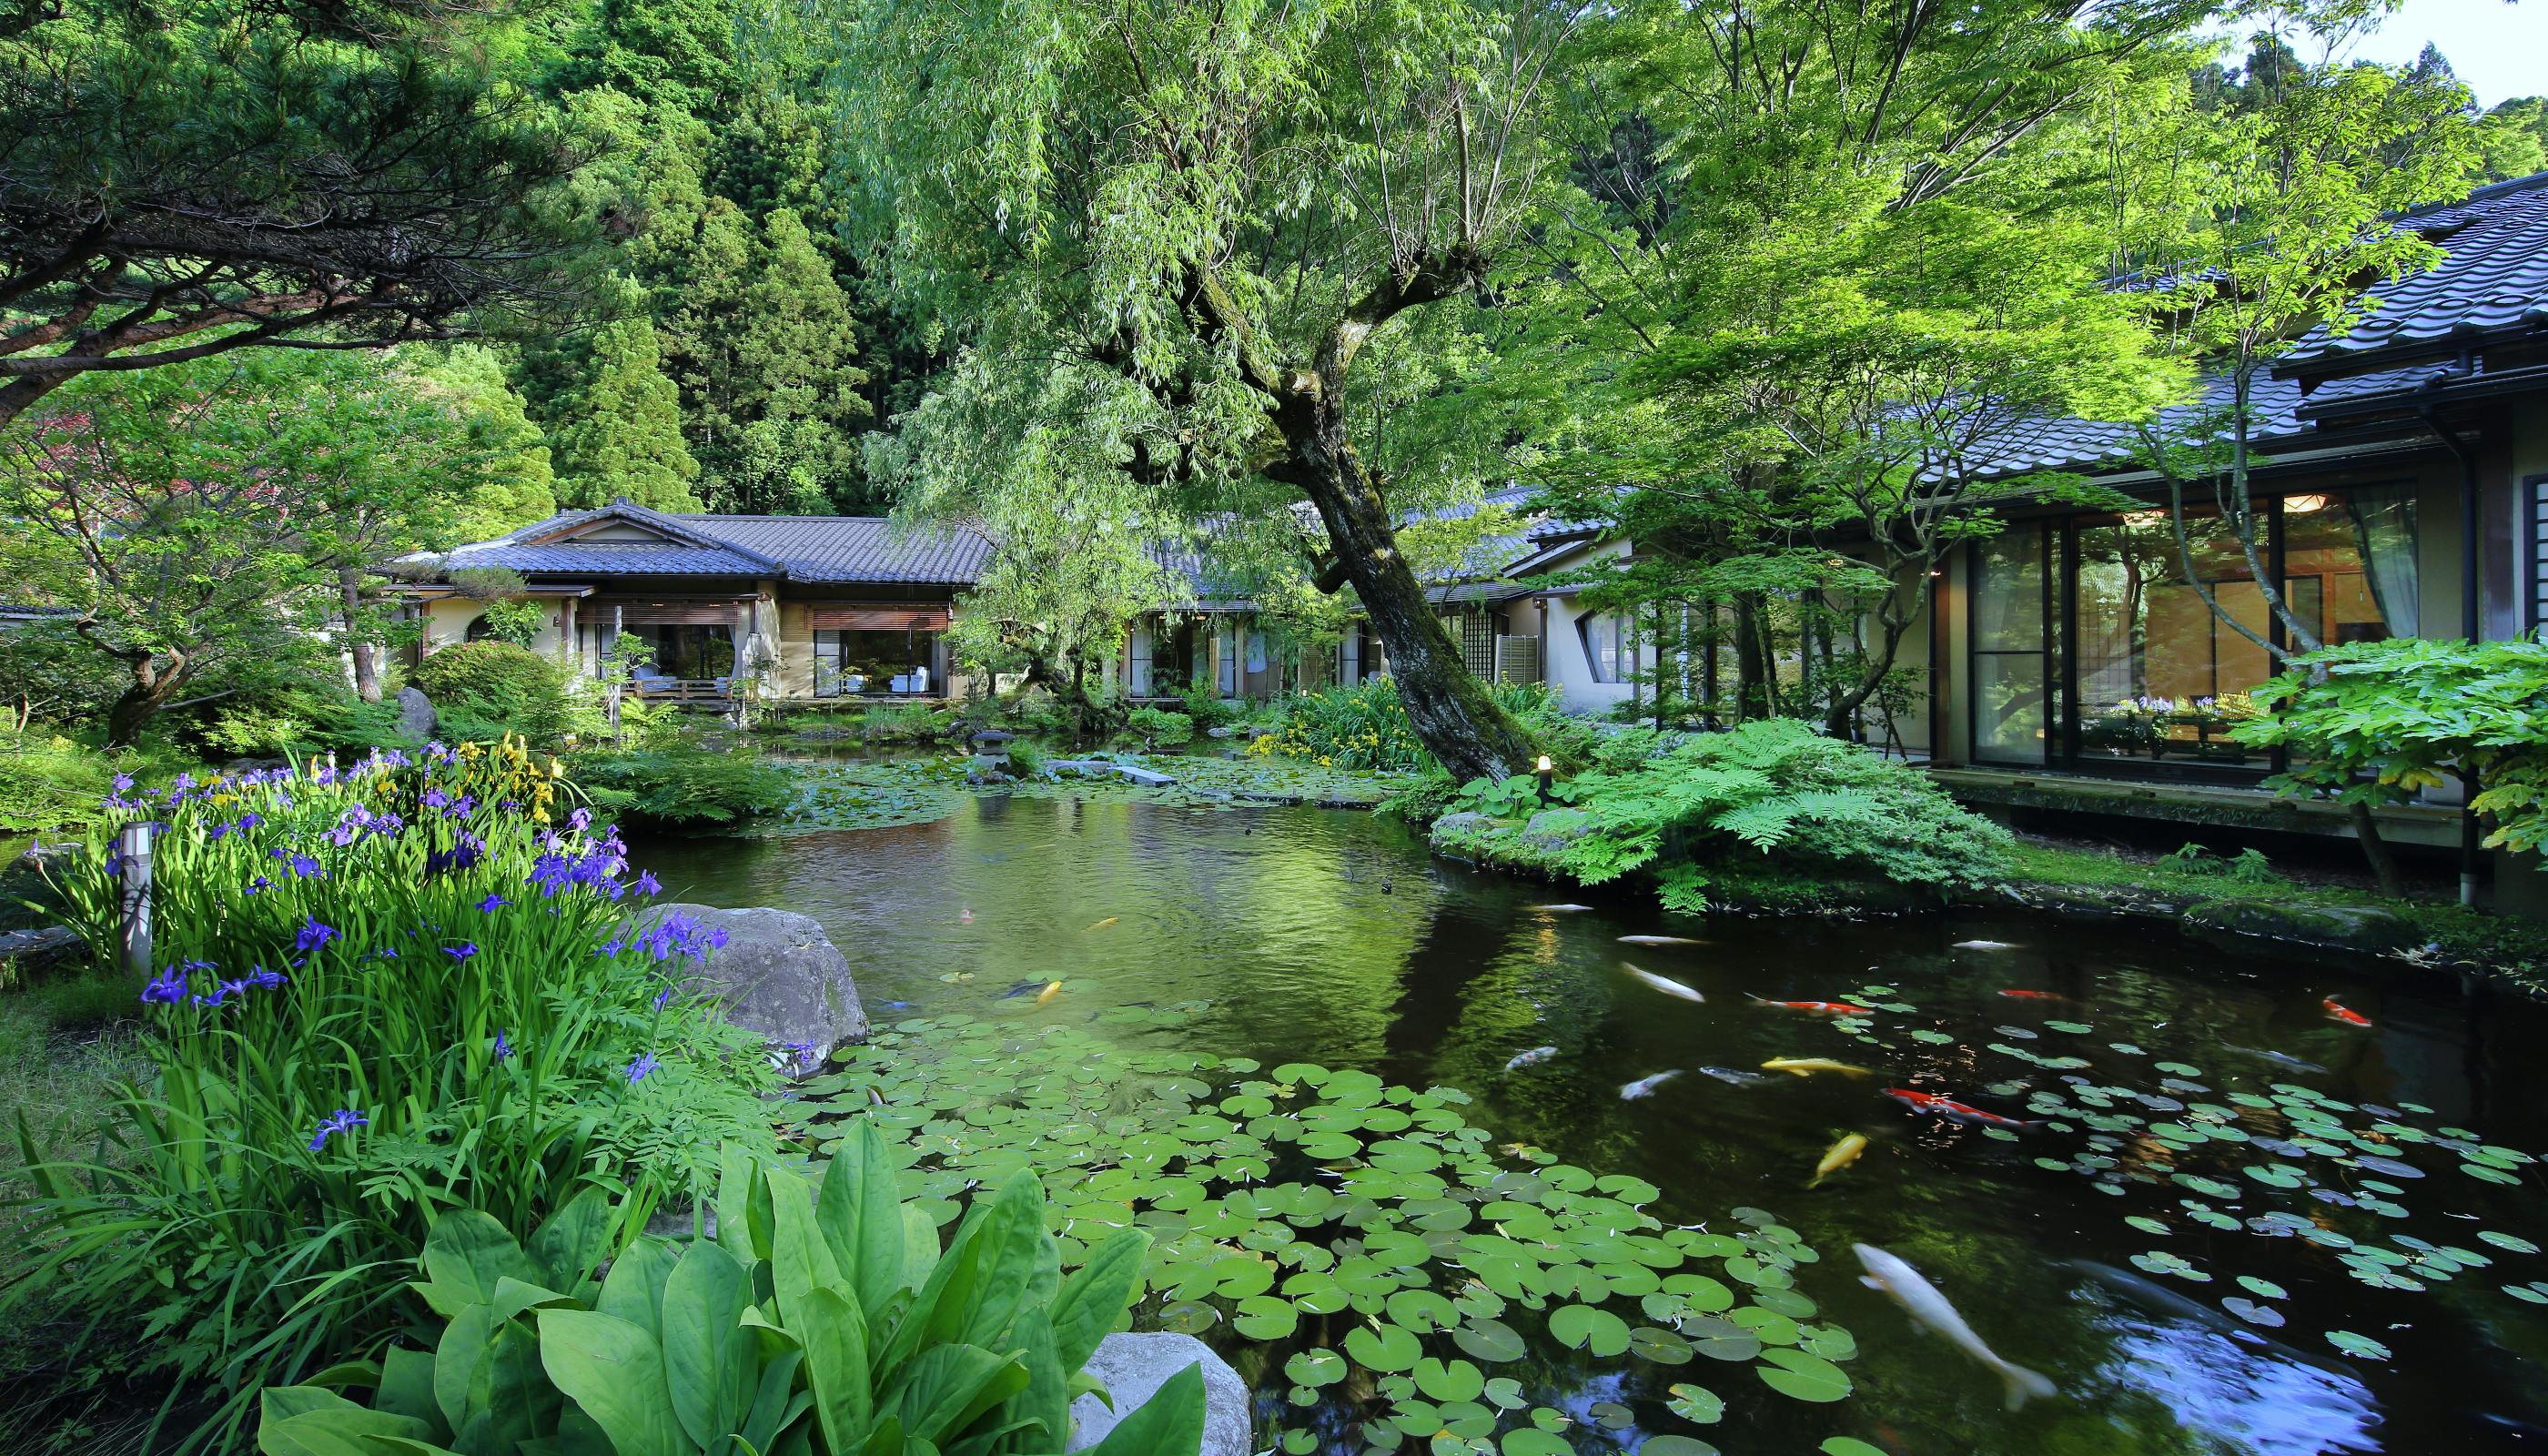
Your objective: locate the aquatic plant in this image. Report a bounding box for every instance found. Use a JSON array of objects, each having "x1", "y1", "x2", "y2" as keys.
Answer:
[
  {"x1": 14, "y1": 745, "x2": 779, "y2": 1448},
  {"x1": 254, "y1": 1132, "x2": 1206, "y2": 1456},
  {"x1": 797, "y1": 1016, "x2": 1871, "y2": 1455},
  {"x1": 576, "y1": 744, "x2": 802, "y2": 825}
]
